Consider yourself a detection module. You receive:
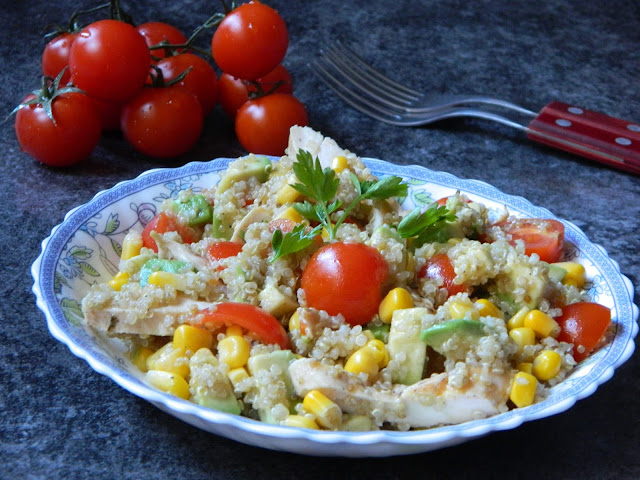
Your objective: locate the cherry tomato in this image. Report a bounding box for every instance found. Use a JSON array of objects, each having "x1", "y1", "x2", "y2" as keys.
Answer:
[
  {"x1": 92, "y1": 98, "x2": 124, "y2": 131},
  {"x1": 301, "y1": 242, "x2": 388, "y2": 326},
  {"x1": 137, "y1": 22, "x2": 187, "y2": 61},
  {"x1": 418, "y1": 253, "x2": 470, "y2": 297},
  {"x1": 69, "y1": 20, "x2": 151, "y2": 103},
  {"x1": 219, "y1": 65, "x2": 293, "y2": 118},
  {"x1": 212, "y1": 1, "x2": 288, "y2": 80},
  {"x1": 497, "y1": 218, "x2": 565, "y2": 263},
  {"x1": 194, "y1": 303, "x2": 290, "y2": 349},
  {"x1": 206, "y1": 241, "x2": 244, "y2": 270},
  {"x1": 42, "y1": 33, "x2": 77, "y2": 85},
  {"x1": 121, "y1": 87, "x2": 203, "y2": 158},
  {"x1": 556, "y1": 302, "x2": 611, "y2": 362},
  {"x1": 14, "y1": 92, "x2": 101, "y2": 167},
  {"x1": 155, "y1": 53, "x2": 218, "y2": 116},
  {"x1": 141, "y1": 211, "x2": 199, "y2": 252},
  {"x1": 235, "y1": 93, "x2": 308, "y2": 155}
]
